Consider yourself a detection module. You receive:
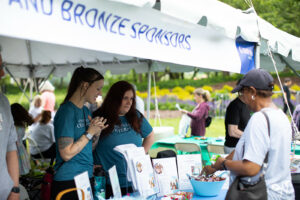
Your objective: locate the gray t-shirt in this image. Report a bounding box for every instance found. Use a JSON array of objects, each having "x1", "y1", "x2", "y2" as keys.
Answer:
[
  {"x1": 0, "y1": 93, "x2": 18, "y2": 200},
  {"x1": 232, "y1": 108, "x2": 295, "y2": 199},
  {"x1": 30, "y1": 123, "x2": 55, "y2": 155}
]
